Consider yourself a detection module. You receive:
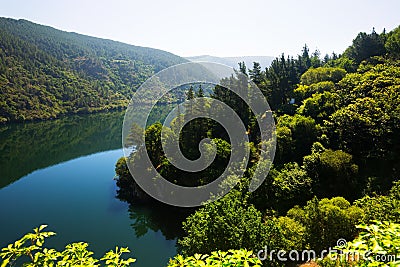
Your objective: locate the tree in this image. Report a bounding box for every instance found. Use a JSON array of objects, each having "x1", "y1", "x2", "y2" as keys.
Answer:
[
  {"x1": 303, "y1": 148, "x2": 359, "y2": 200},
  {"x1": 144, "y1": 122, "x2": 165, "y2": 165},
  {"x1": 297, "y1": 91, "x2": 340, "y2": 123},
  {"x1": 275, "y1": 125, "x2": 294, "y2": 165},
  {"x1": 212, "y1": 71, "x2": 251, "y2": 133},
  {"x1": 298, "y1": 44, "x2": 312, "y2": 73},
  {"x1": 294, "y1": 81, "x2": 336, "y2": 101},
  {"x1": 299, "y1": 67, "x2": 346, "y2": 86},
  {"x1": 251, "y1": 161, "x2": 313, "y2": 213},
  {"x1": 310, "y1": 49, "x2": 322, "y2": 68},
  {"x1": 249, "y1": 62, "x2": 264, "y2": 85},
  {"x1": 324, "y1": 56, "x2": 356, "y2": 73},
  {"x1": 277, "y1": 114, "x2": 319, "y2": 162},
  {"x1": 196, "y1": 84, "x2": 204, "y2": 97},
  {"x1": 274, "y1": 216, "x2": 306, "y2": 251},
  {"x1": 329, "y1": 97, "x2": 389, "y2": 158},
  {"x1": 330, "y1": 63, "x2": 400, "y2": 173},
  {"x1": 287, "y1": 197, "x2": 363, "y2": 252},
  {"x1": 271, "y1": 162, "x2": 313, "y2": 212},
  {"x1": 343, "y1": 29, "x2": 386, "y2": 64},
  {"x1": 181, "y1": 85, "x2": 211, "y2": 160},
  {"x1": 355, "y1": 181, "x2": 400, "y2": 223},
  {"x1": 178, "y1": 191, "x2": 283, "y2": 257},
  {"x1": 186, "y1": 85, "x2": 195, "y2": 100},
  {"x1": 385, "y1": 25, "x2": 400, "y2": 58},
  {"x1": 238, "y1": 61, "x2": 248, "y2": 76},
  {"x1": 264, "y1": 54, "x2": 300, "y2": 110}
]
